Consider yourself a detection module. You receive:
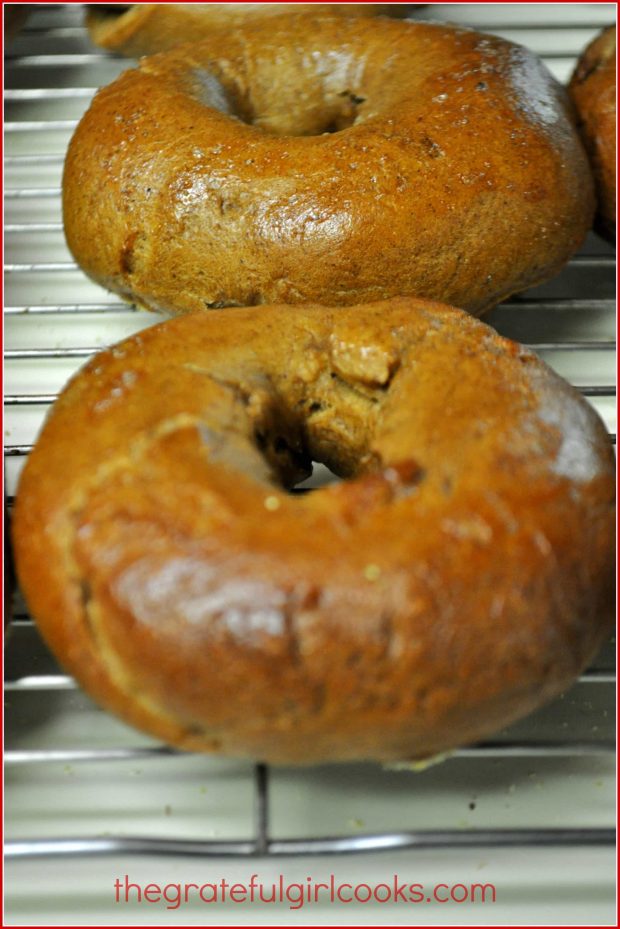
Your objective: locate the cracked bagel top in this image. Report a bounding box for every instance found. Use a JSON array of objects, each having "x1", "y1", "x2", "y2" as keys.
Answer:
[{"x1": 12, "y1": 298, "x2": 614, "y2": 764}]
